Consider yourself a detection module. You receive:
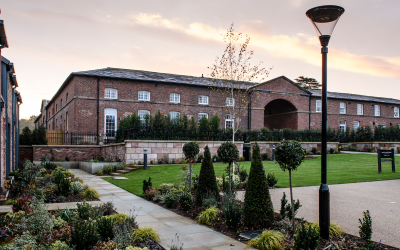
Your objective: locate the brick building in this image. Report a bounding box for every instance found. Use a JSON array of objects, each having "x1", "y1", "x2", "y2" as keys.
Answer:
[
  {"x1": 35, "y1": 67, "x2": 400, "y2": 142},
  {"x1": 0, "y1": 19, "x2": 23, "y2": 191}
]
